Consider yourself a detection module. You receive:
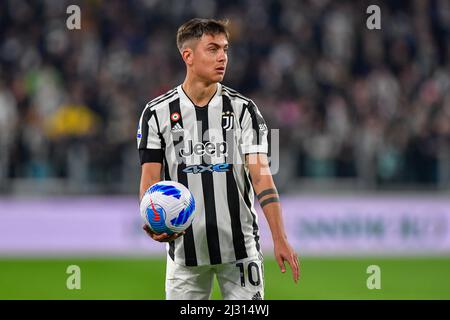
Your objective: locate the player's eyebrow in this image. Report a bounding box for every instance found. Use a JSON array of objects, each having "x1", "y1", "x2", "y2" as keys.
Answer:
[{"x1": 206, "y1": 42, "x2": 229, "y2": 48}]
